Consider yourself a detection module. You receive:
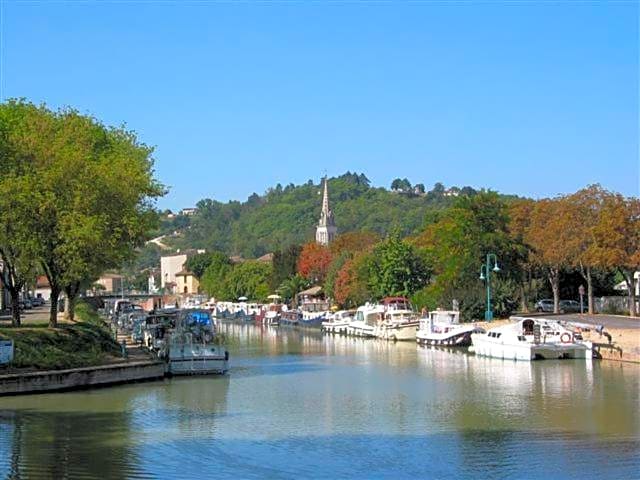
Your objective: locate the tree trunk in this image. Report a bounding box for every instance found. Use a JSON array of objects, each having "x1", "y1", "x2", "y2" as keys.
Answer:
[
  {"x1": 586, "y1": 267, "x2": 594, "y2": 314},
  {"x1": 549, "y1": 268, "x2": 560, "y2": 313},
  {"x1": 623, "y1": 270, "x2": 637, "y2": 317},
  {"x1": 49, "y1": 285, "x2": 60, "y2": 328},
  {"x1": 64, "y1": 283, "x2": 80, "y2": 322},
  {"x1": 9, "y1": 289, "x2": 21, "y2": 327},
  {"x1": 578, "y1": 263, "x2": 594, "y2": 315}
]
